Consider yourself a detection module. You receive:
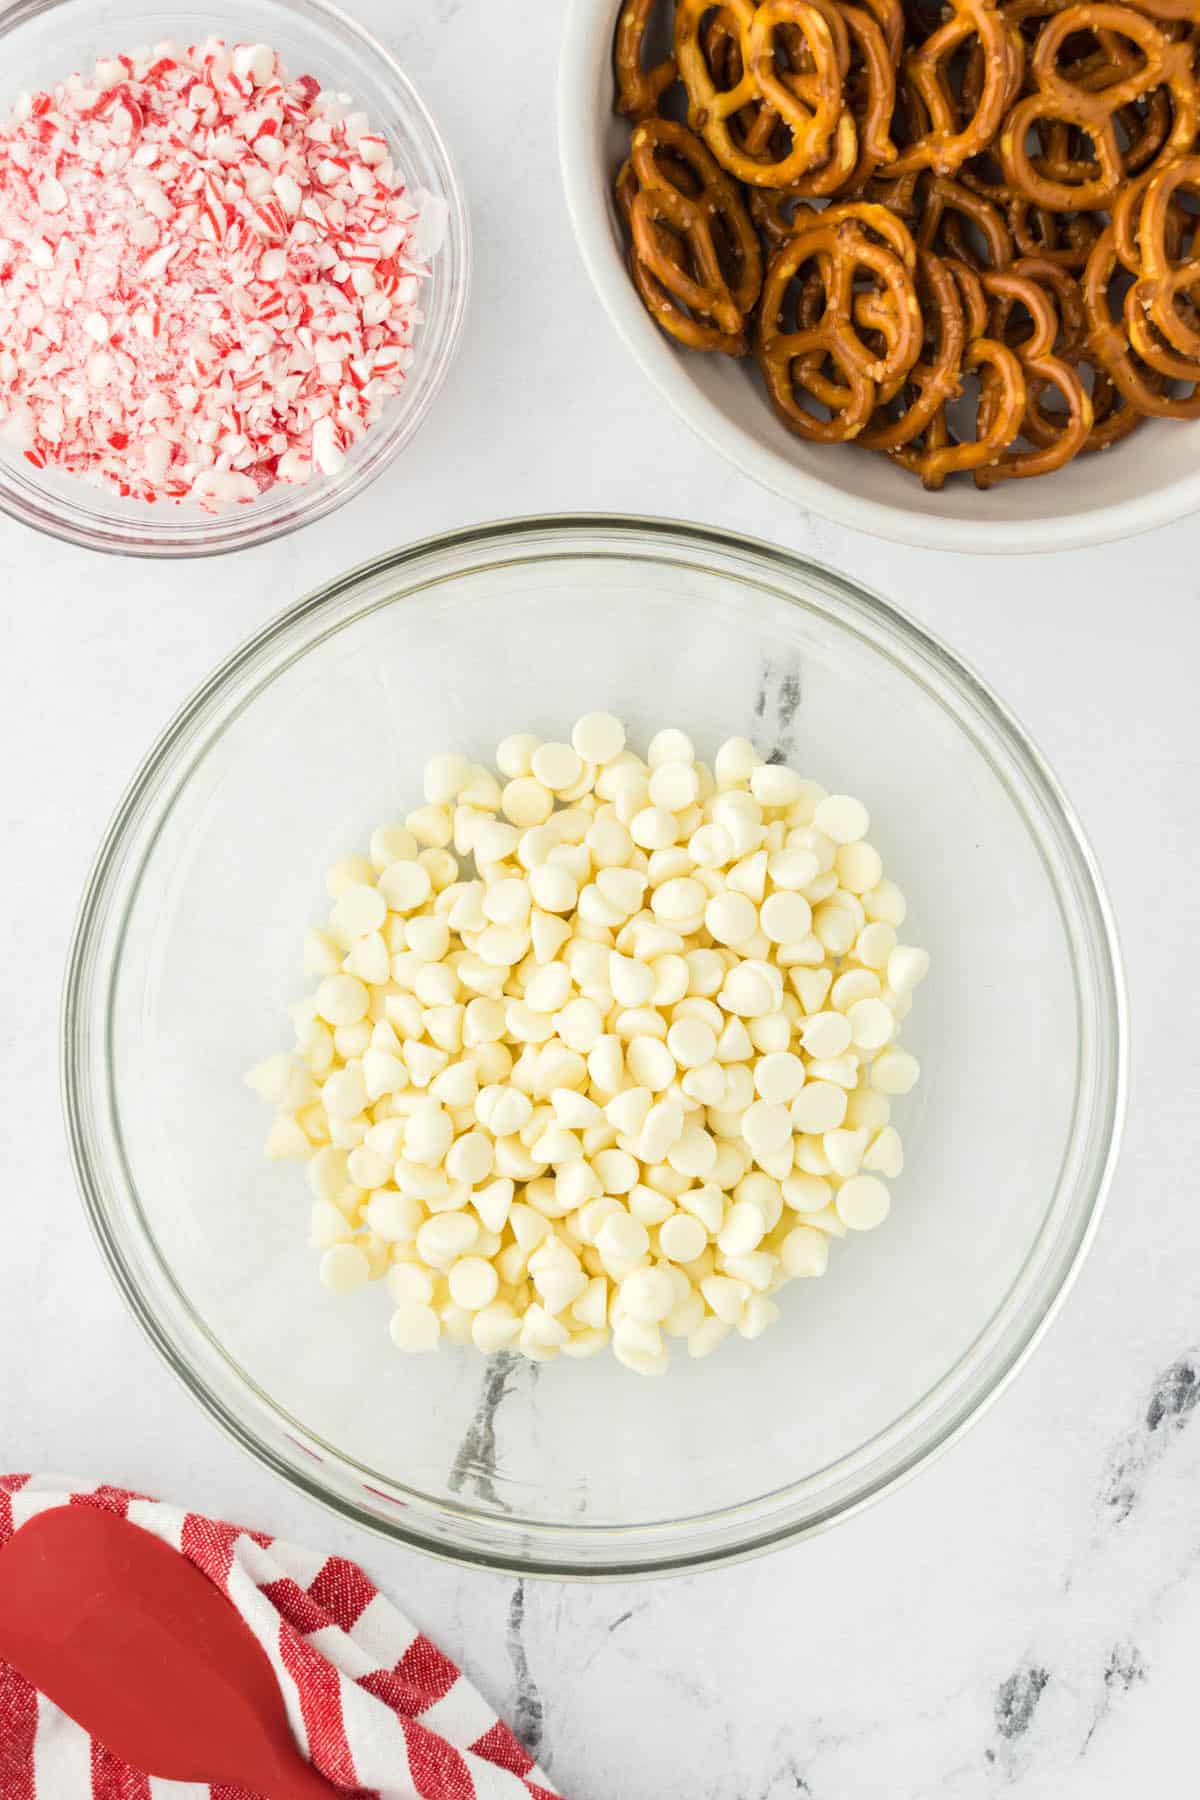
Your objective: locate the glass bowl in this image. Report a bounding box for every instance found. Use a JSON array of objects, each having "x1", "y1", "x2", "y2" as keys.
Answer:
[
  {"x1": 0, "y1": 0, "x2": 469, "y2": 557},
  {"x1": 62, "y1": 516, "x2": 1126, "y2": 1577}
]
